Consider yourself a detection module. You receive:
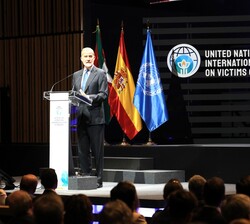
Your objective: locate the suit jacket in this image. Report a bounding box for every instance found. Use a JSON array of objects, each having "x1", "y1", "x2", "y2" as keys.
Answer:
[
  {"x1": 72, "y1": 66, "x2": 108, "y2": 125},
  {"x1": 192, "y1": 206, "x2": 226, "y2": 224}
]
